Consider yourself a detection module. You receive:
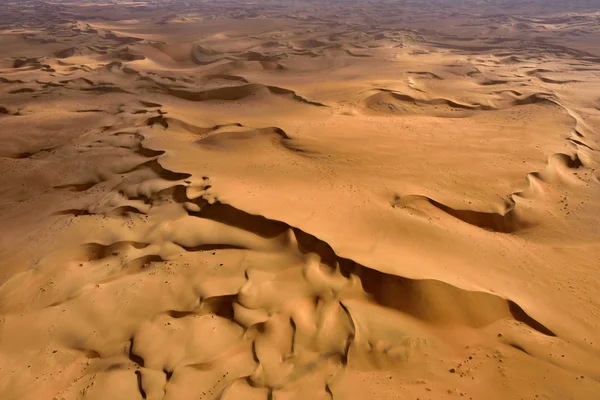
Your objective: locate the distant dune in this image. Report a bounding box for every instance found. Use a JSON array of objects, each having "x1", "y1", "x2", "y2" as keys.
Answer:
[{"x1": 1, "y1": 1, "x2": 600, "y2": 400}]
